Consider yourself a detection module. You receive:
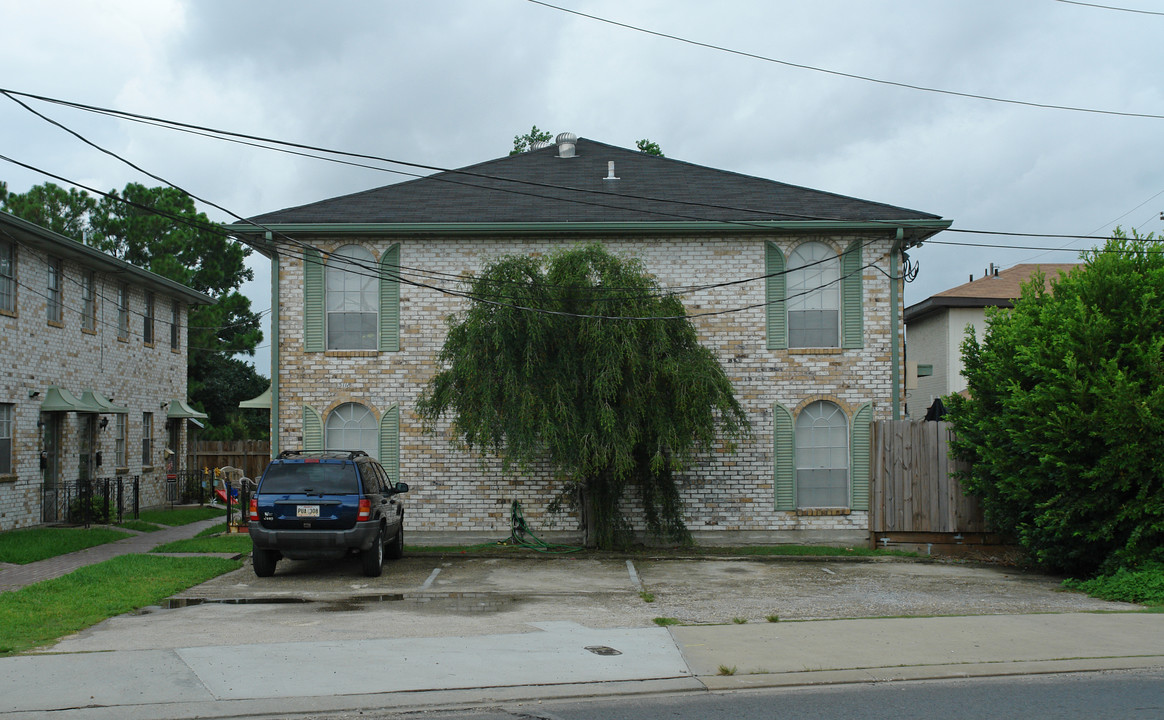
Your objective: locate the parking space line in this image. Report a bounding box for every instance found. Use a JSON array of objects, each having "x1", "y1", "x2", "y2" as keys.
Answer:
[
  {"x1": 421, "y1": 568, "x2": 441, "y2": 590},
  {"x1": 626, "y1": 560, "x2": 643, "y2": 591}
]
